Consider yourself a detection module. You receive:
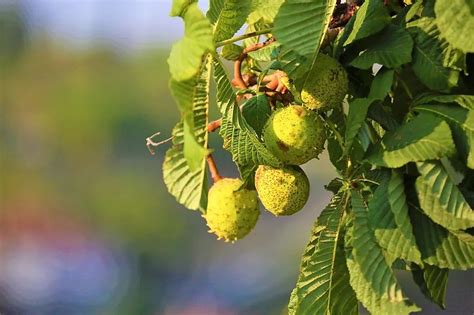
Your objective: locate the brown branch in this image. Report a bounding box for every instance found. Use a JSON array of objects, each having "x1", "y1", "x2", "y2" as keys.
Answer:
[
  {"x1": 207, "y1": 119, "x2": 222, "y2": 132},
  {"x1": 206, "y1": 154, "x2": 222, "y2": 182}
]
